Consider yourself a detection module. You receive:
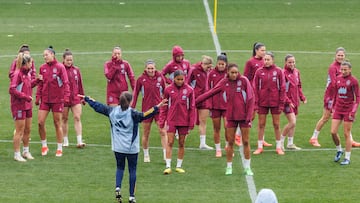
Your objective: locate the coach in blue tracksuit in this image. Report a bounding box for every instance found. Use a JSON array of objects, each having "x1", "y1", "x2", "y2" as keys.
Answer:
[{"x1": 80, "y1": 91, "x2": 167, "y2": 203}]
